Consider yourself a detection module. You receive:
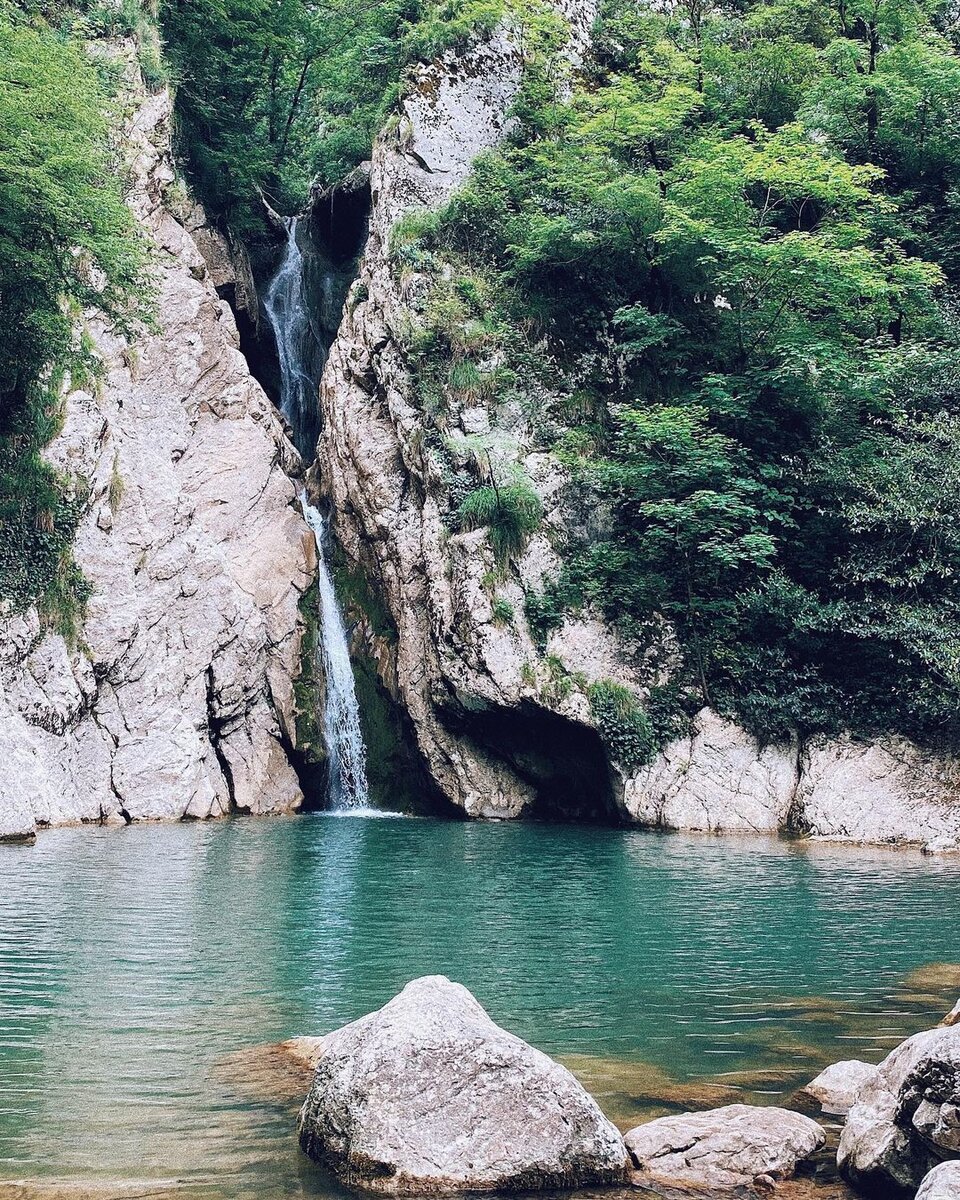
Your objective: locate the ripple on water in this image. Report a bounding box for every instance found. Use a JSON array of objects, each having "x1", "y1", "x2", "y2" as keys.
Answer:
[{"x1": 0, "y1": 817, "x2": 959, "y2": 1198}]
